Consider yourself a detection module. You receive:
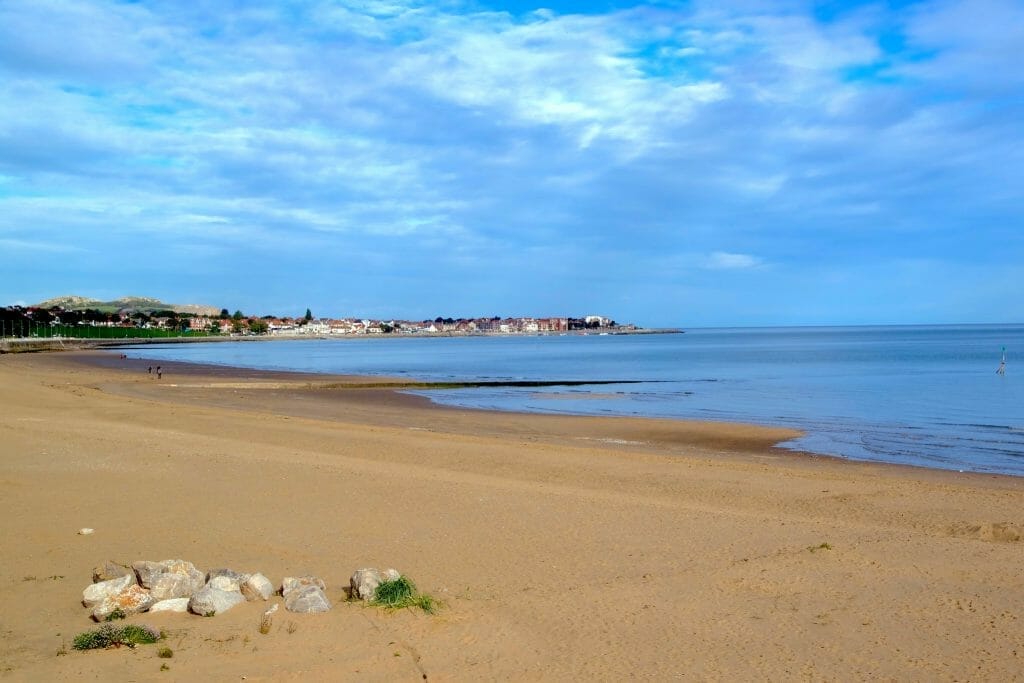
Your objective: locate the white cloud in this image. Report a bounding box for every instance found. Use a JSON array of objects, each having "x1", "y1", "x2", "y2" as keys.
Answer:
[
  {"x1": 0, "y1": 238, "x2": 84, "y2": 253},
  {"x1": 0, "y1": 1, "x2": 1021, "y2": 323},
  {"x1": 380, "y1": 10, "x2": 727, "y2": 150},
  {"x1": 704, "y1": 252, "x2": 764, "y2": 270}
]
